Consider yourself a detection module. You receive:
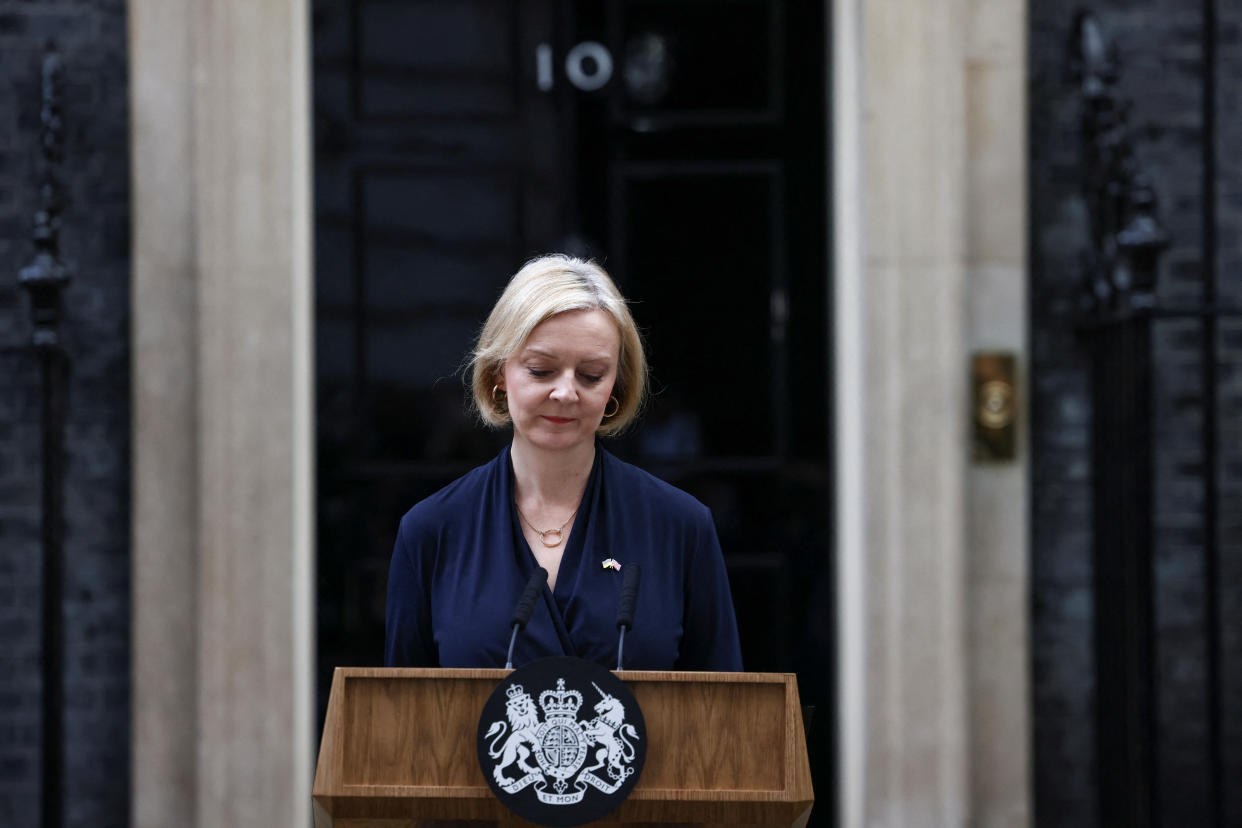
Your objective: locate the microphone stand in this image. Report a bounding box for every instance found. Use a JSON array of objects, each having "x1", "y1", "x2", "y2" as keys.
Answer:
[
  {"x1": 614, "y1": 565, "x2": 642, "y2": 671},
  {"x1": 506, "y1": 567, "x2": 548, "y2": 669}
]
